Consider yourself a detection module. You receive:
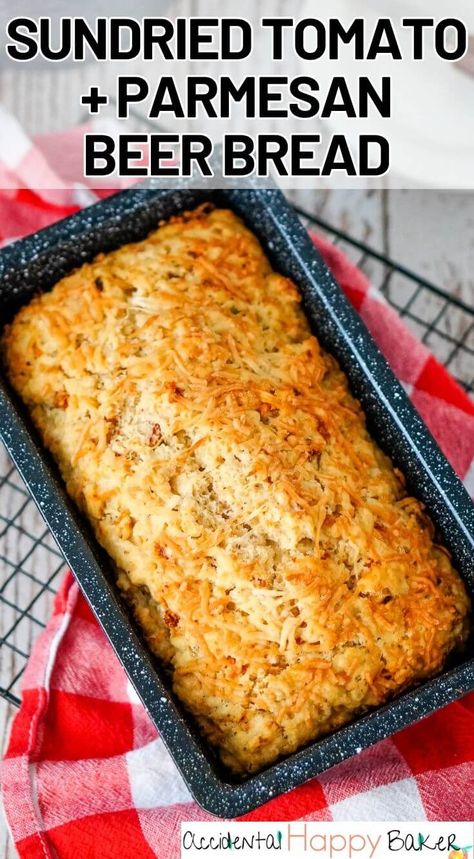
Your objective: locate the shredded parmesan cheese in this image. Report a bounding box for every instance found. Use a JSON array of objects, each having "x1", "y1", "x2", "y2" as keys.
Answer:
[{"x1": 2, "y1": 204, "x2": 469, "y2": 775}]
